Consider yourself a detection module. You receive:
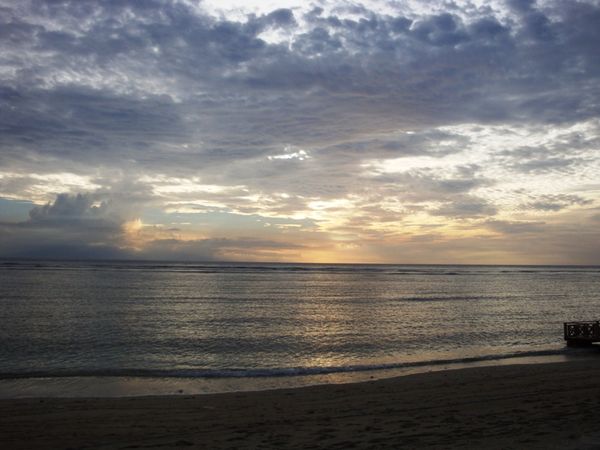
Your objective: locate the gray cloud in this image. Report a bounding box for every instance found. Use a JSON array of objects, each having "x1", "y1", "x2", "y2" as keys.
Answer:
[
  {"x1": 139, "y1": 237, "x2": 304, "y2": 262},
  {"x1": 369, "y1": 168, "x2": 493, "y2": 204},
  {"x1": 1, "y1": 0, "x2": 600, "y2": 263},
  {"x1": 0, "y1": 192, "x2": 305, "y2": 261},
  {"x1": 321, "y1": 129, "x2": 471, "y2": 159},
  {"x1": 29, "y1": 193, "x2": 110, "y2": 223},
  {"x1": 430, "y1": 196, "x2": 498, "y2": 219},
  {"x1": 371, "y1": 222, "x2": 600, "y2": 265},
  {"x1": 0, "y1": 193, "x2": 127, "y2": 259},
  {"x1": 485, "y1": 219, "x2": 546, "y2": 234},
  {"x1": 2, "y1": 0, "x2": 599, "y2": 178},
  {"x1": 495, "y1": 123, "x2": 600, "y2": 176},
  {"x1": 522, "y1": 194, "x2": 592, "y2": 212},
  {"x1": 512, "y1": 156, "x2": 581, "y2": 174}
]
